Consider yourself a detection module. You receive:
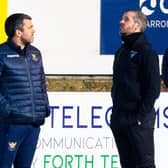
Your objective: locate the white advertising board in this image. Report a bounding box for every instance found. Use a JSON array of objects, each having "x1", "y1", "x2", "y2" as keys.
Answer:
[{"x1": 31, "y1": 92, "x2": 168, "y2": 168}]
